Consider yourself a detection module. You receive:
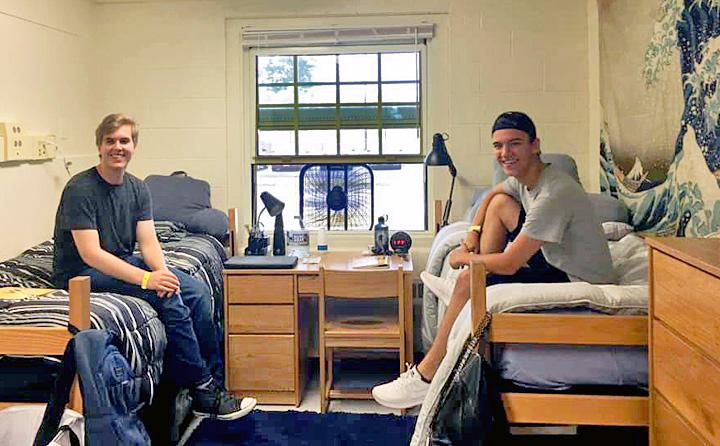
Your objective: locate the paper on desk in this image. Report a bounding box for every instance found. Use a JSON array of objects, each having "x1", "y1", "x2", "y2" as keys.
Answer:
[{"x1": 302, "y1": 257, "x2": 321, "y2": 264}]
